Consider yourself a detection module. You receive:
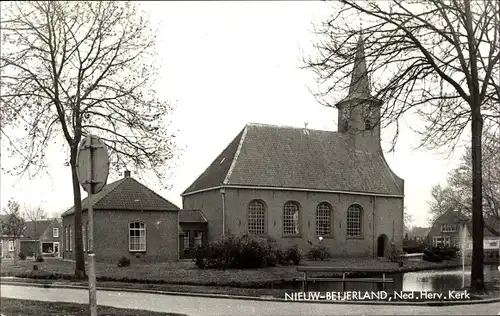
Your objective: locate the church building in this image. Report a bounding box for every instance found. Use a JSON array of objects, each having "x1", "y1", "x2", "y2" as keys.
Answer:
[{"x1": 181, "y1": 36, "x2": 404, "y2": 257}]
